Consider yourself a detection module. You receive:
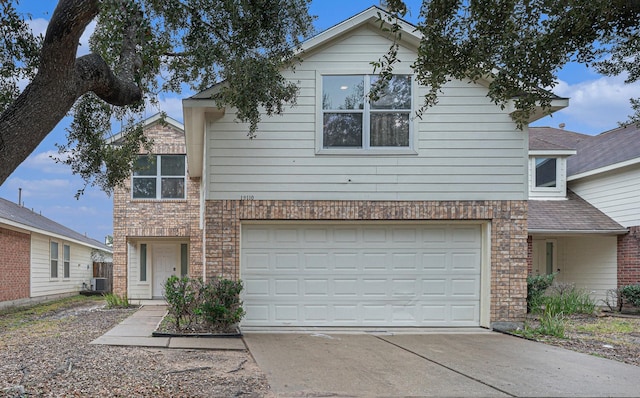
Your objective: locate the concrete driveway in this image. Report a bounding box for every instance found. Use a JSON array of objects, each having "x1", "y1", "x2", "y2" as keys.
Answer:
[{"x1": 243, "y1": 331, "x2": 640, "y2": 397}]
